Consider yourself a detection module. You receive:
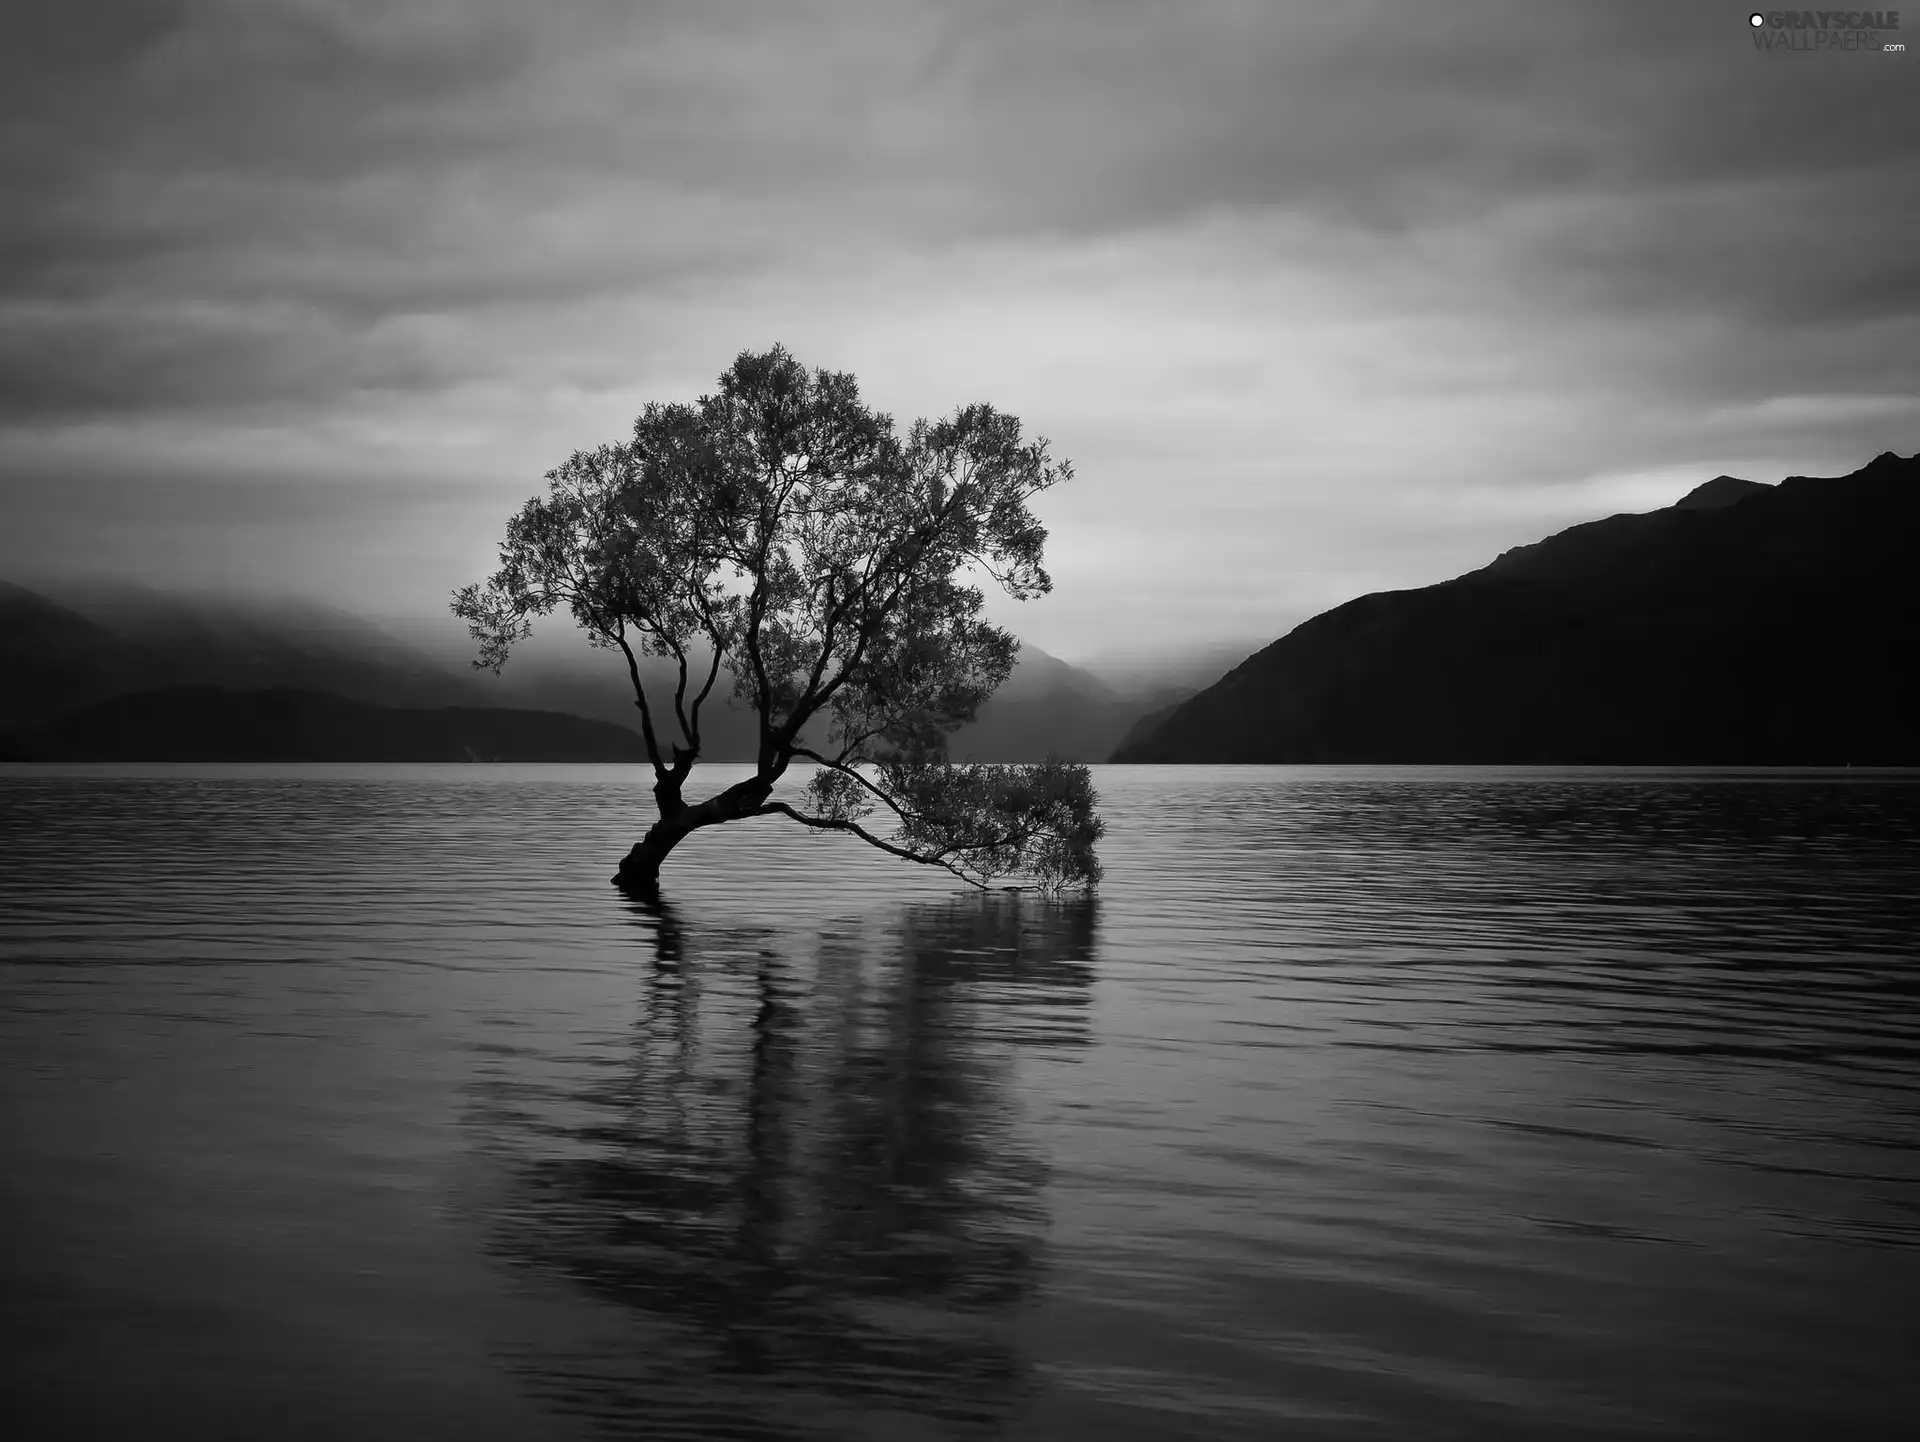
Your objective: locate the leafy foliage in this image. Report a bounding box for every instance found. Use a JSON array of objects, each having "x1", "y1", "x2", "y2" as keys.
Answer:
[{"x1": 455, "y1": 345, "x2": 1103, "y2": 891}]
